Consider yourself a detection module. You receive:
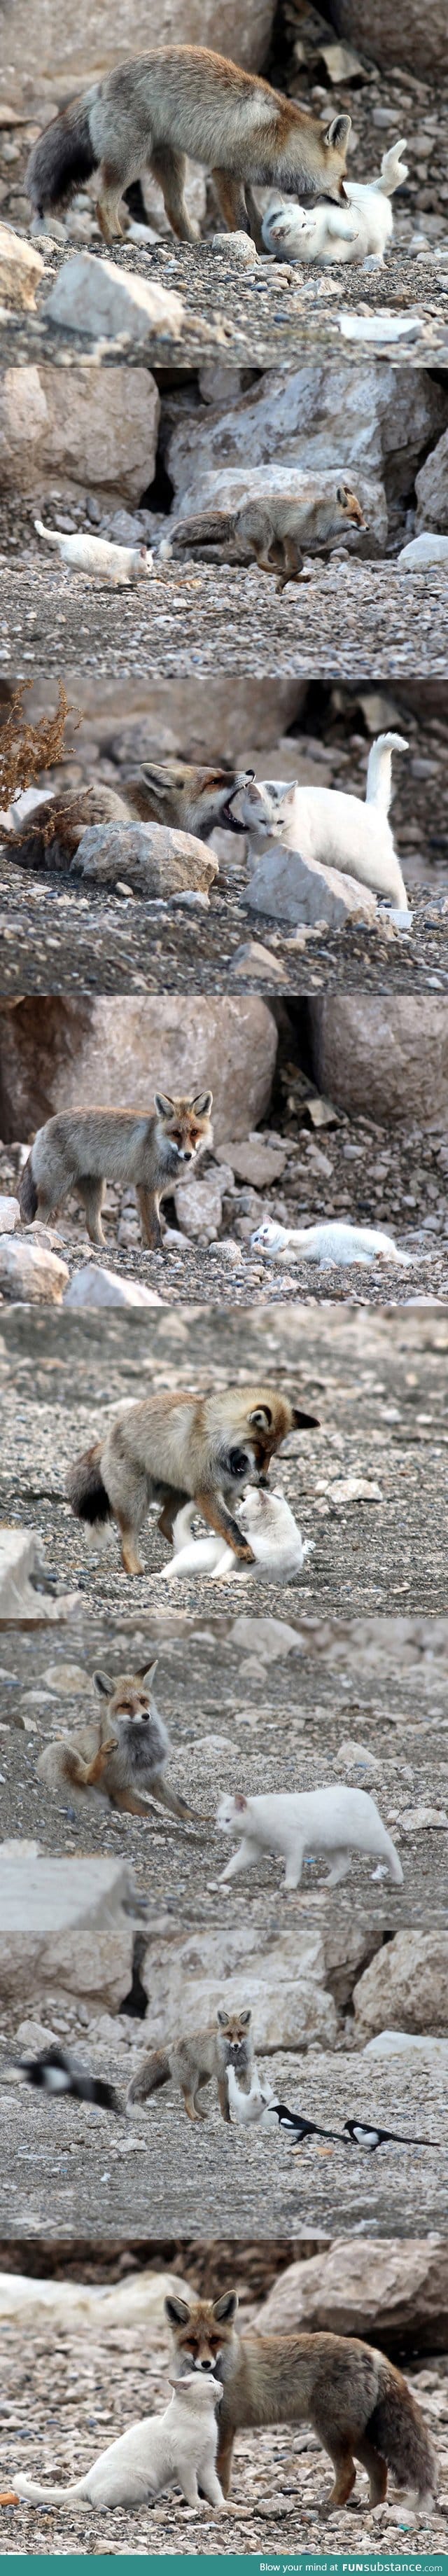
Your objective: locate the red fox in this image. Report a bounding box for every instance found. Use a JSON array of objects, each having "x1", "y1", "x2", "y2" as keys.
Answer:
[
  {"x1": 66, "y1": 1385, "x2": 320, "y2": 1574},
  {"x1": 11, "y1": 761, "x2": 251, "y2": 878},
  {"x1": 163, "y1": 483, "x2": 365, "y2": 590},
  {"x1": 127, "y1": 2005, "x2": 253, "y2": 2122},
  {"x1": 165, "y1": 2289, "x2": 438, "y2": 2516},
  {"x1": 19, "y1": 1091, "x2": 214, "y2": 1250},
  {"x1": 26, "y1": 47, "x2": 351, "y2": 247}
]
